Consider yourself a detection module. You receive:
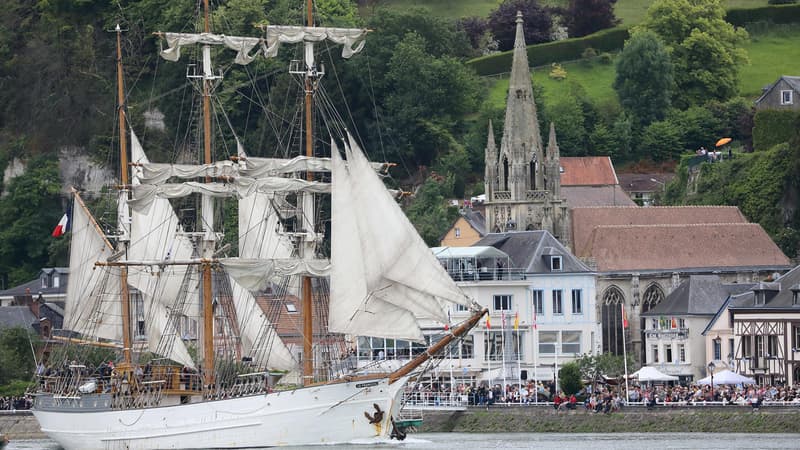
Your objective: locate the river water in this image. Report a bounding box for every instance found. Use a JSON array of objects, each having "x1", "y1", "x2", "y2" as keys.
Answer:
[{"x1": 7, "y1": 433, "x2": 800, "y2": 450}]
